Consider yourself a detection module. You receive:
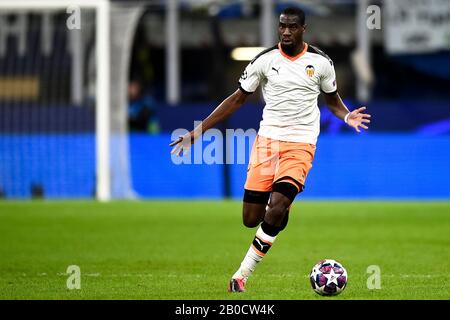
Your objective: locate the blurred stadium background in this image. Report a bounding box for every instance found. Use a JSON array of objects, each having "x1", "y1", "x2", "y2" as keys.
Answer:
[
  {"x1": 0, "y1": 0, "x2": 449, "y2": 300},
  {"x1": 0, "y1": 0, "x2": 449, "y2": 201}
]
